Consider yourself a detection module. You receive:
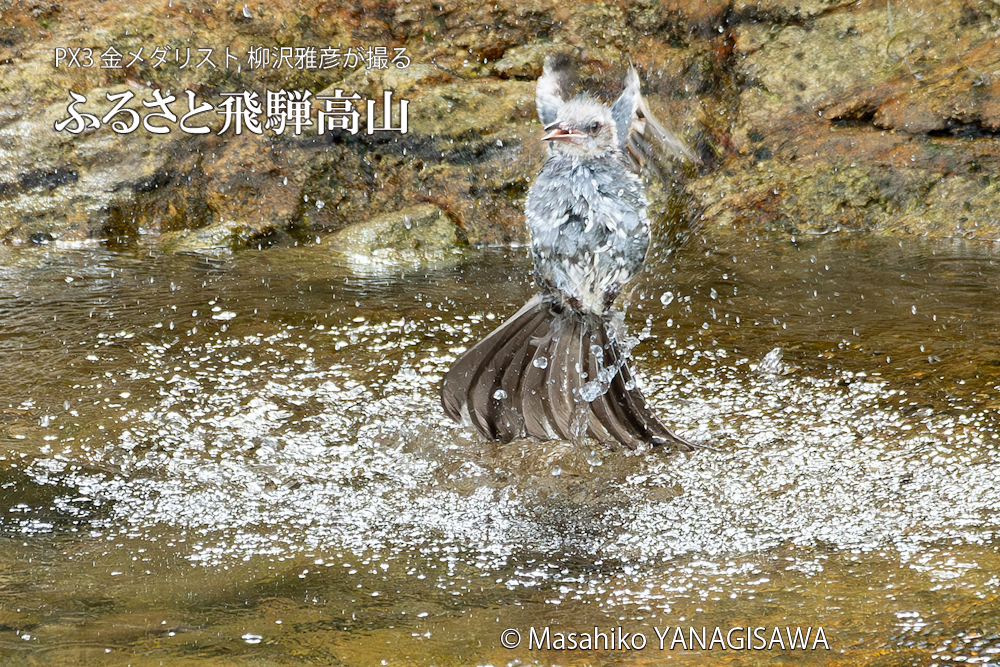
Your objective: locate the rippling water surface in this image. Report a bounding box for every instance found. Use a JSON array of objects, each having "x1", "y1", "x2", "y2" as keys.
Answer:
[{"x1": 1, "y1": 233, "x2": 999, "y2": 666}]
